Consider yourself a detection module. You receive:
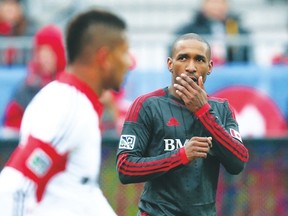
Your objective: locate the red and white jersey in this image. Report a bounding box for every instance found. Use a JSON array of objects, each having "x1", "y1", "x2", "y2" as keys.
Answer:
[{"x1": 0, "y1": 72, "x2": 117, "y2": 216}]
